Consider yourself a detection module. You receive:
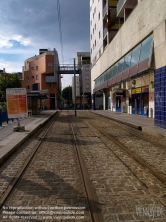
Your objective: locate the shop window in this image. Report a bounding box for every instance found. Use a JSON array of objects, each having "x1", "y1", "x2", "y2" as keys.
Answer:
[
  {"x1": 130, "y1": 45, "x2": 141, "y2": 67},
  {"x1": 139, "y1": 35, "x2": 153, "y2": 63}
]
